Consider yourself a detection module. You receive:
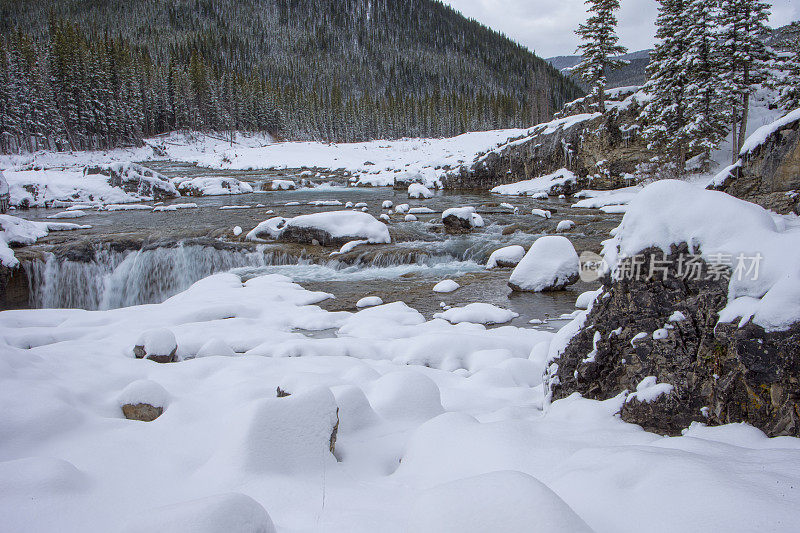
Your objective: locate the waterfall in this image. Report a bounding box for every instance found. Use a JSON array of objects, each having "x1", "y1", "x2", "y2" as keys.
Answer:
[{"x1": 25, "y1": 243, "x2": 273, "y2": 310}]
